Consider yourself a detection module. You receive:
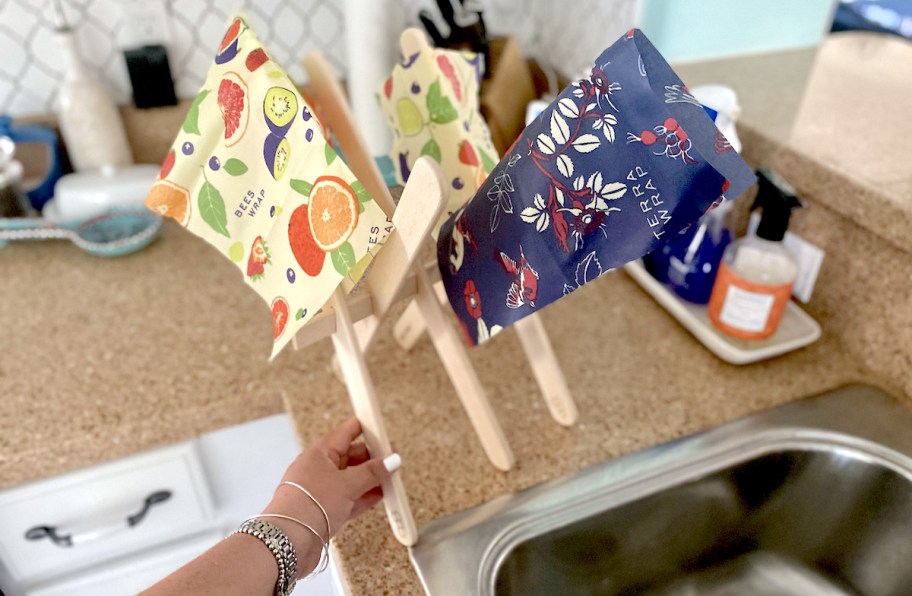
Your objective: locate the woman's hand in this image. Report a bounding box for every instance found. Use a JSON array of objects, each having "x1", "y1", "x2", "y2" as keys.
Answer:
[{"x1": 262, "y1": 416, "x2": 399, "y2": 576}]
